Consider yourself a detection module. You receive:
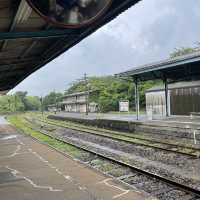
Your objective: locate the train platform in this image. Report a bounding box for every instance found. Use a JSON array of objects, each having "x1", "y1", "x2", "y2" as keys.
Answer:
[
  {"x1": 51, "y1": 111, "x2": 200, "y2": 124},
  {"x1": 51, "y1": 112, "x2": 147, "y2": 121},
  {"x1": 50, "y1": 112, "x2": 200, "y2": 128},
  {"x1": 0, "y1": 117, "x2": 151, "y2": 200},
  {"x1": 49, "y1": 112, "x2": 200, "y2": 138}
]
